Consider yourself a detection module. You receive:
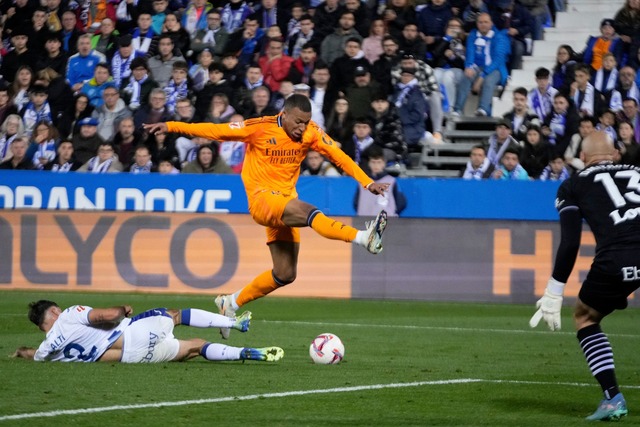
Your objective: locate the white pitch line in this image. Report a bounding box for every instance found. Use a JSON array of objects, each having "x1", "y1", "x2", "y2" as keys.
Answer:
[
  {"x1": 263, "y1": 320, "x2": 640, "y2": 339},
  {"x1": 2, "y1": 378, "x2": 640, "y2": 422}
]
